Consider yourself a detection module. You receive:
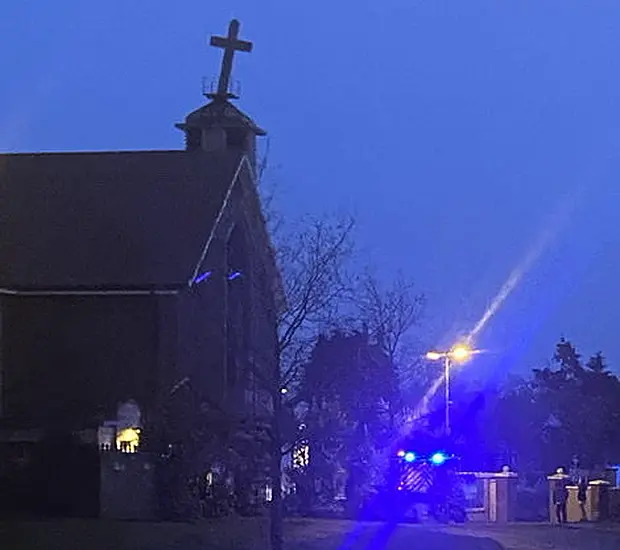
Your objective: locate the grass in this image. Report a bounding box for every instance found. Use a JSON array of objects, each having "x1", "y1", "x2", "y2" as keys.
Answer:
[
  {"x1": 5, "y1": 515, "x2": 620, "y2": 550},
  {"x1": 0, "y1": 517, "x2": 506, "y2": 550},
  {"x1": 442, "y1": 522, "x2": 620, "y2": 550}
]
